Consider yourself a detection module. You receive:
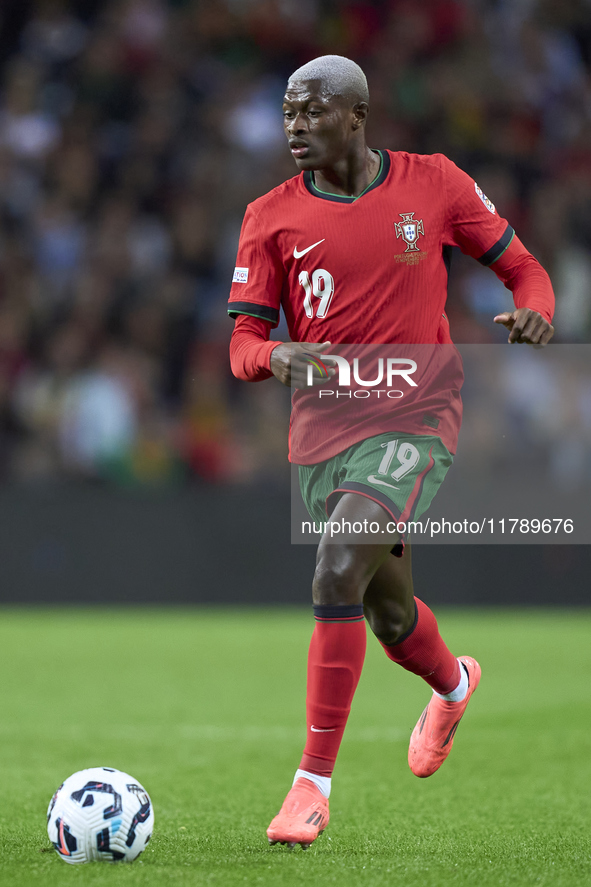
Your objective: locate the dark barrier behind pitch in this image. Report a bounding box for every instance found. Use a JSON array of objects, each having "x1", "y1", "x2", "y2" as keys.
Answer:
[{"x1": 0, "y1": 484, "x2": 587, "y2": 606}]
